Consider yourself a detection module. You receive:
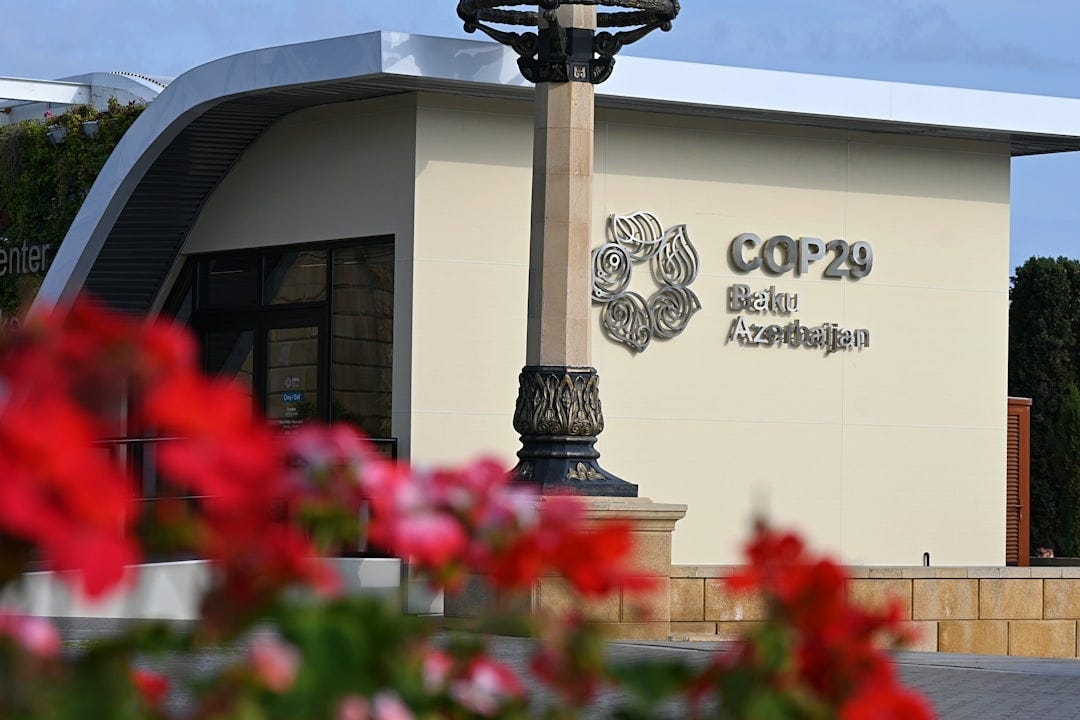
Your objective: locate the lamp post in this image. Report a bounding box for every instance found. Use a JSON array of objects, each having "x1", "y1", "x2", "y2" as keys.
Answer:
[{"x1": 457, "y1": 1, "x2": 680, "y2": 496}]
